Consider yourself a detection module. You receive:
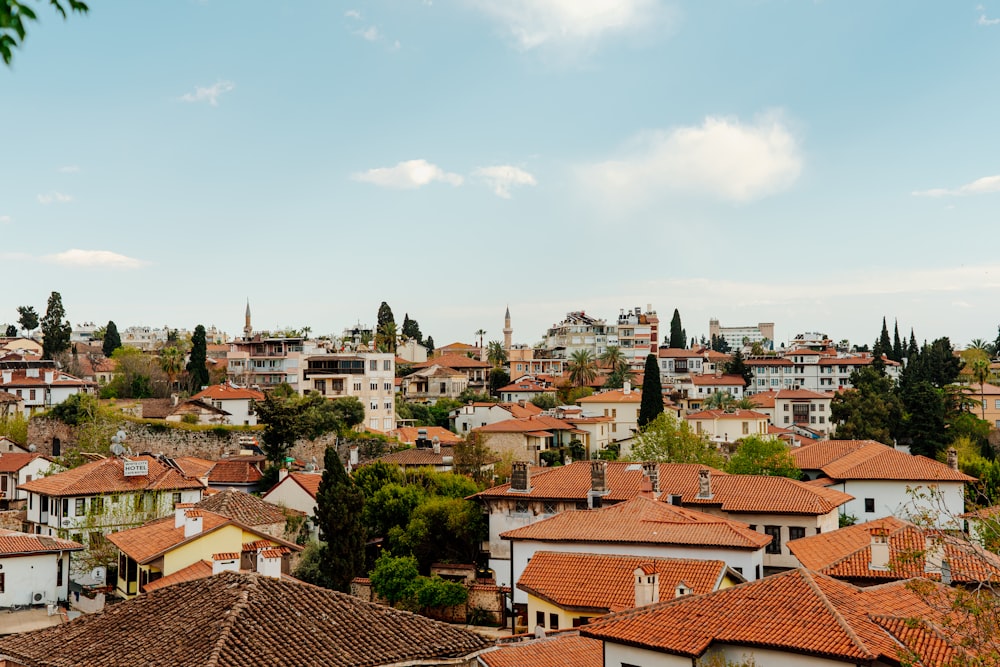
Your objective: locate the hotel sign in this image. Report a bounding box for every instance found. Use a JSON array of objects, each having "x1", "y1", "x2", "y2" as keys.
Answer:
[{"x1": 123, "y1": 459, "x2": 149, "y2": 477}]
